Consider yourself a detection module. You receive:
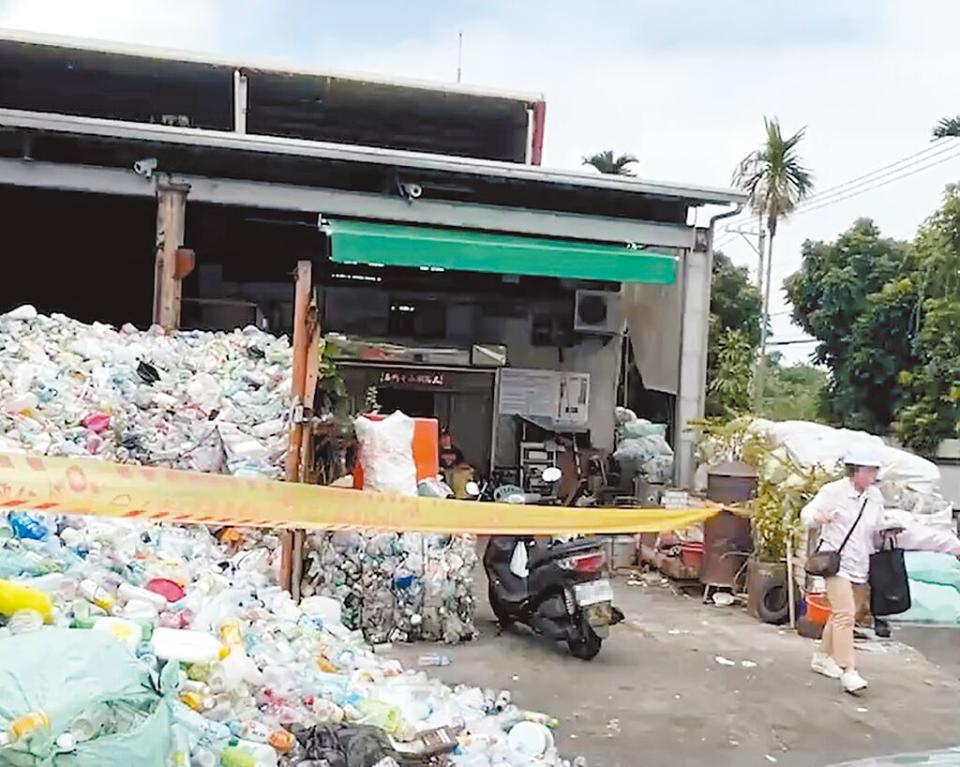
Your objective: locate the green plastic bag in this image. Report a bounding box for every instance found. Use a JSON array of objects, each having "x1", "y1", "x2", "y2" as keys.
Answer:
[{"x1": 0, "y1": 628, "x2": 175, "y2": 766}]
